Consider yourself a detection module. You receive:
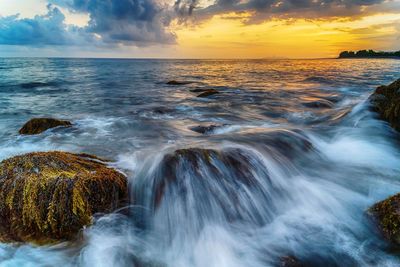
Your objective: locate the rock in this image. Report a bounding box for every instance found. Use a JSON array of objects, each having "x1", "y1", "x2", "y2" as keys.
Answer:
[
  {"x1": 367, "y1": 193, "x2": 400, "y2": 245},
  {"x1": 189, "y1": 125, "x2": 221, "y2": 134},
  {"x1": 196, "y1": 89, "x2": 219, "y2": 98},
  {"x1": 280, "y1": 256, "x2": 304, "y2": 267},
  {"x1": 151, "y1": 148, "x2": 266, "y2": 209},
  {"x1": 166, "y1": 80, "x2": 191, "y2": 85},
  {"x1": 302, "y1": 99, "x2": 334, "y2": 109},
  {"x1": 19, "y1": 118, "x2": 72, "y2": 135},
  {"x1": 0, "y1": 151, "x2": 127, "y2": 244},
  {"x1": 369, "y1": 79, "x2": 400, "y2": 131},
  {"x1": 190, "y1": 88, "x2": 209, "y2": 93}
]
